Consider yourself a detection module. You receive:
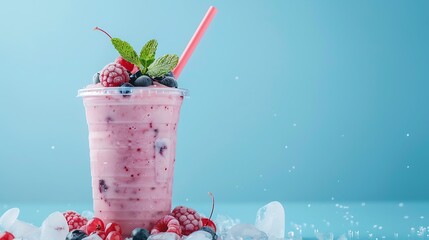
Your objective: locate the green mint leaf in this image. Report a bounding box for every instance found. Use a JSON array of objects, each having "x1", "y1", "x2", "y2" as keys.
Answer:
[
  {"x1": 139, "y1": 39, "x2": 158, "y2": 69},
  {"x1": 111, "y1": 38, "x2": 141, "y2": 67},
  {"x1": 147, "y1": 54, "x2": 179, "y2": 77}
]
